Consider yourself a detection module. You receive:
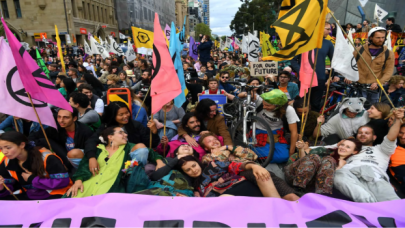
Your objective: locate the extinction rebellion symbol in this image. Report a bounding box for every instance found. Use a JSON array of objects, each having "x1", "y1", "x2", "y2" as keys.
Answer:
[{"x1": 137, "y1": 32, "x2": 150, "y2": 44}]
